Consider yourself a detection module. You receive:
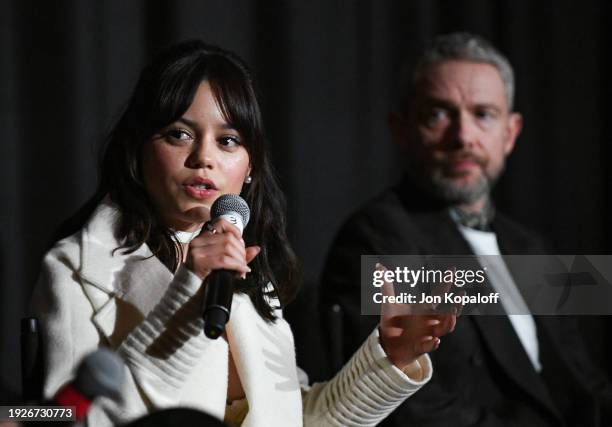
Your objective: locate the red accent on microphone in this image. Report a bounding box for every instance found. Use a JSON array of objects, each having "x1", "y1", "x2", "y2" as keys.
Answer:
[{"x1": 55, "y1": 383, "x2": 92, "y2": 420}]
